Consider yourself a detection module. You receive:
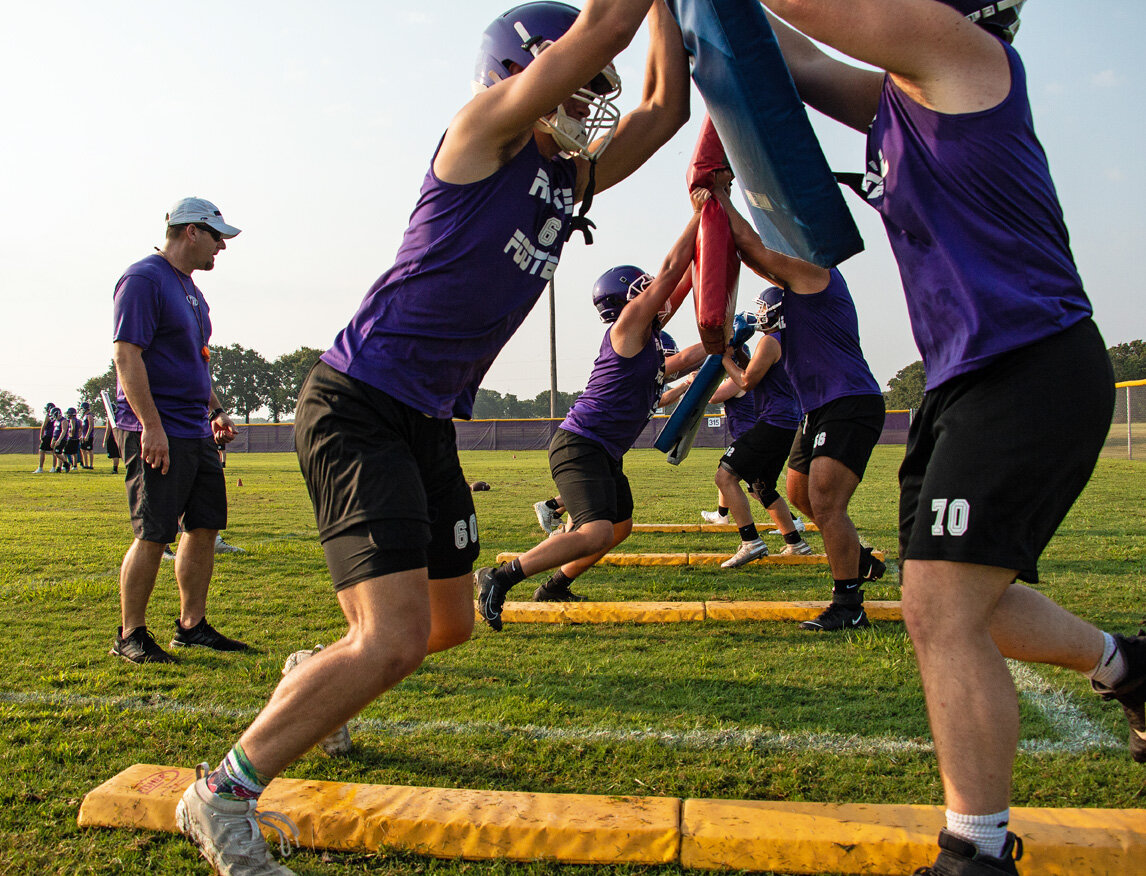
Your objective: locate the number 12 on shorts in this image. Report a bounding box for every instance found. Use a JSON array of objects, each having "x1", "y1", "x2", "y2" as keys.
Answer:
[{"x1": 931, "y1": 498, "x2": 970, "y2": 536}]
